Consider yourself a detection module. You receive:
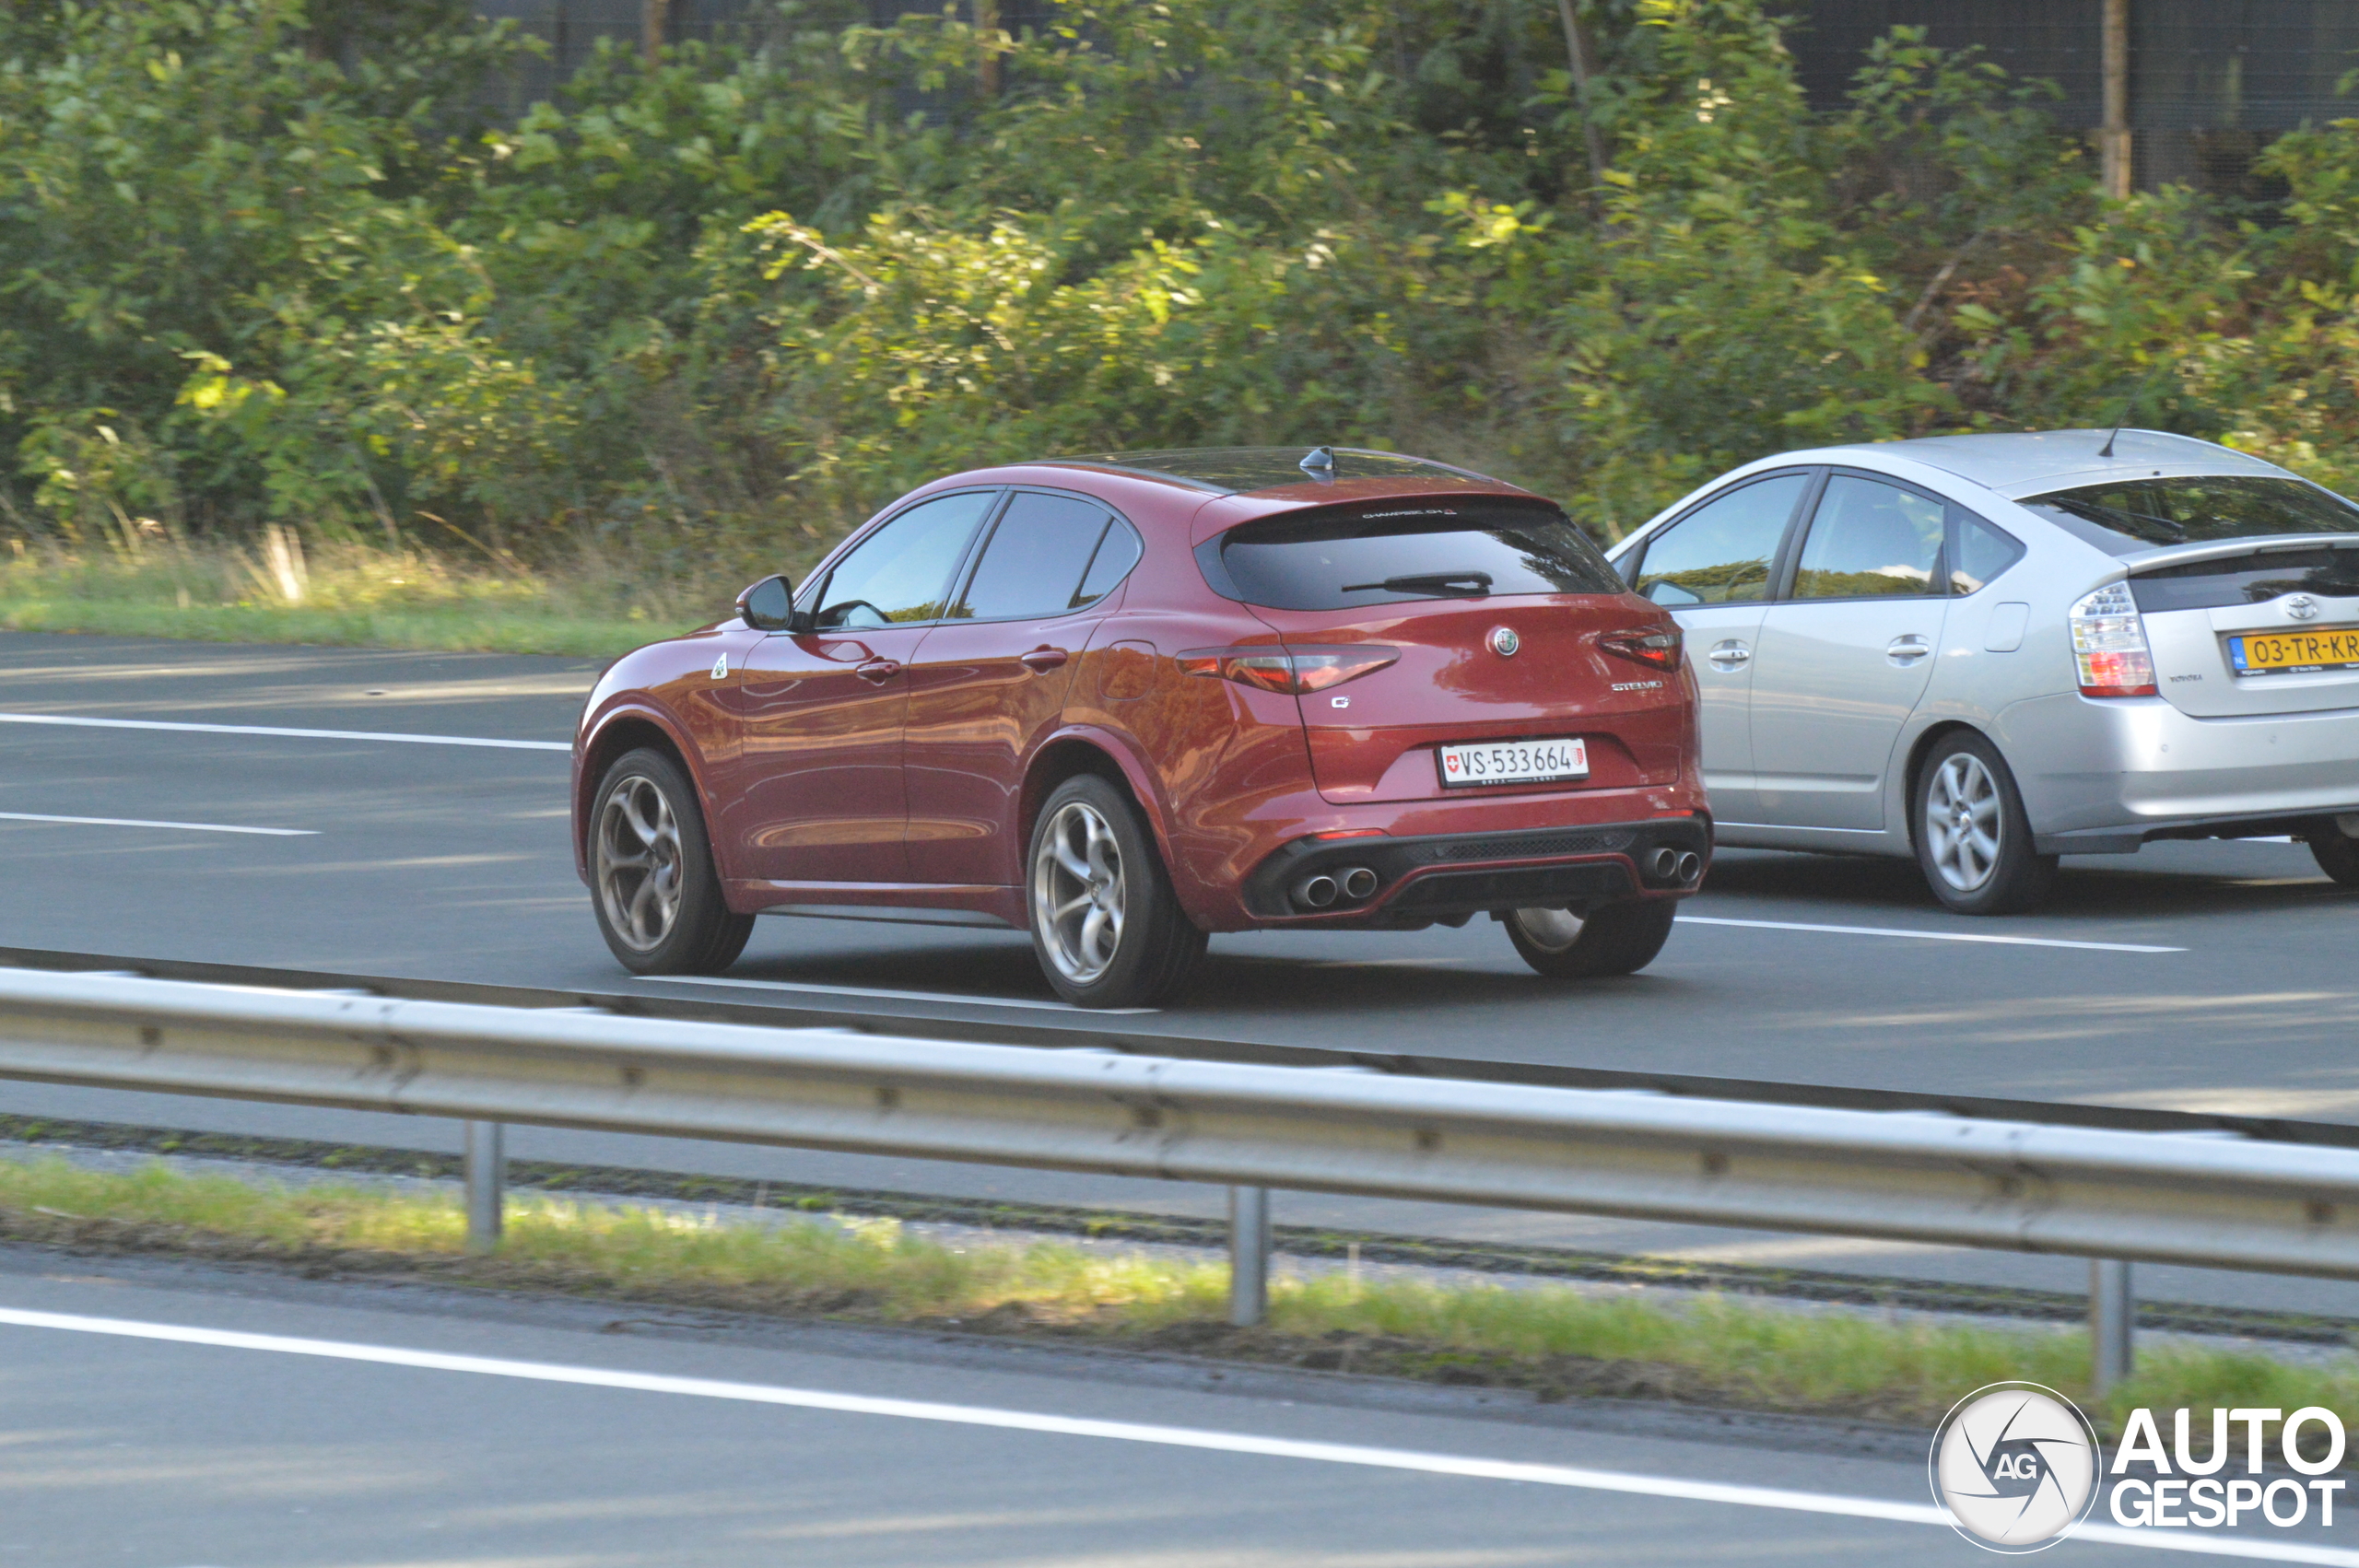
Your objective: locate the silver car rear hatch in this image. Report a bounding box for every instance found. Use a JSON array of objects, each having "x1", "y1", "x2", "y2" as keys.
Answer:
[{"x1": 2126, "y1": 535, "x2": 2359, "y2": 717}]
